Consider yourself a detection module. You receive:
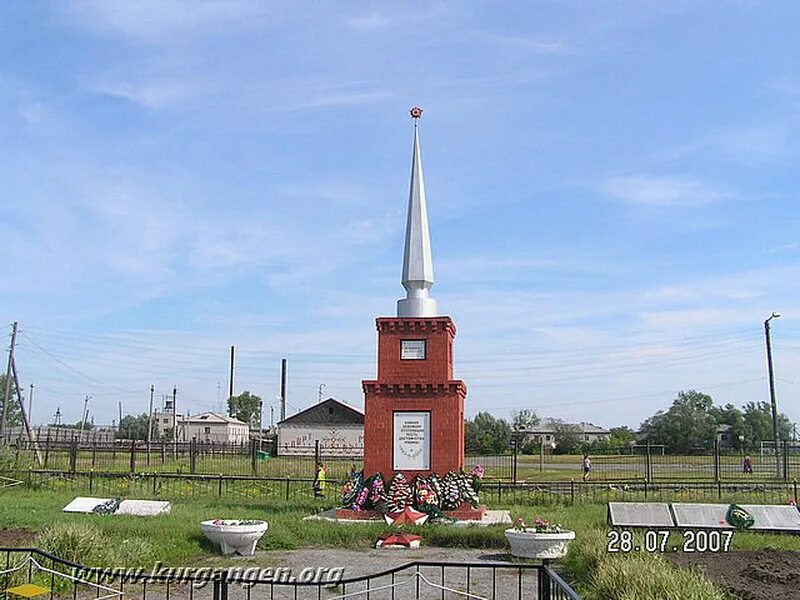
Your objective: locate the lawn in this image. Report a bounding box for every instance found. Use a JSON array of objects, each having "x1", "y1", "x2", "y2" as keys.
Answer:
[{"x1": 3, "y1": 486, "x2": 800, "y2": 599}]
